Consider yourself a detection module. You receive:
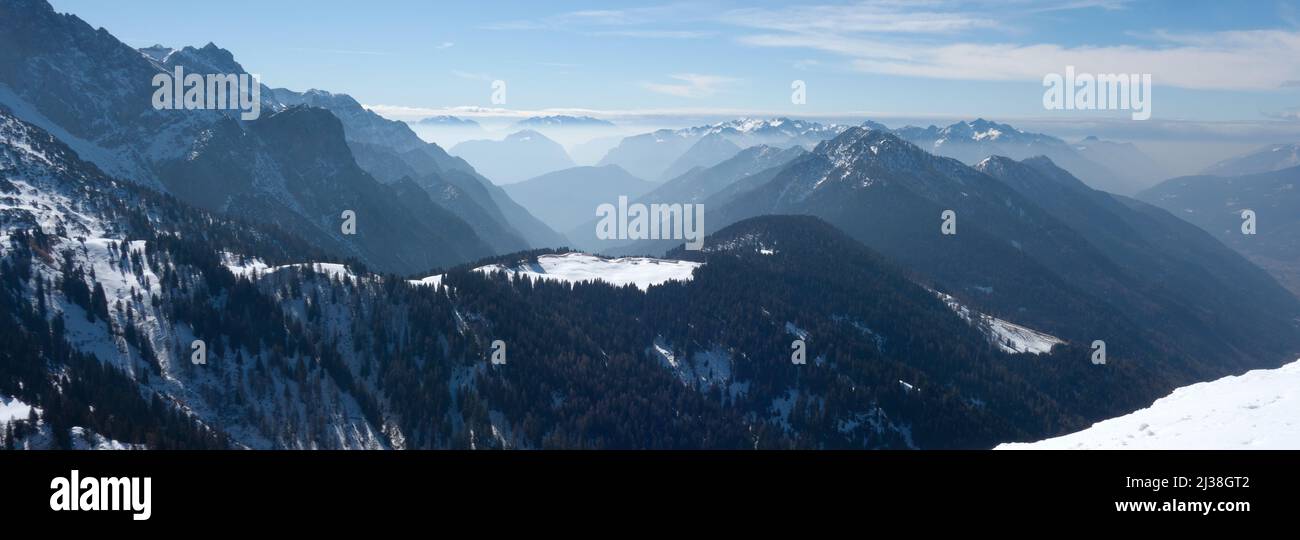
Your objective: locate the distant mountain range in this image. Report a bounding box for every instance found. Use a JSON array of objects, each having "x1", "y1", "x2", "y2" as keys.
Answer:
[
  {"x1": 513, "y1": 115, "x2": 615, "y2": 129},
  {"x1": 405, "y1": 115, "x2": 489, "y2": 148},
  {"x1": 606, "y1": 127, "x2": 1300, "y2": 388},
  {"x1": 1070, "y1": 136, "x2": 1167, "y2": 190},
  {"x1": 1201, "y1": 142, "x2": 1300, "y2": 176},
  {"x1": 580, "y1": 125, "x2": 1300, "y2": 411},
  {"x1": 504, "y1": 165, "x2": 655, "y2": 232},
  {"x1": 1139, "y1": 164, "x2": 1300, "y2": 297},
  {"x1": 658, "y1": 133, "x2": 744, "y2": 182},
  {"x1": 596, "y1": 117, "x2": 1166, "y2": 195},
  {"x1": 3, "y1": 0, "x2": 1296, "y2": 451},
  {"x1": 0, "y1": 0, "x2": 566, "y2": 272},
  {"x1": 416, "y1": 115, "x2": 482, "y2": 128},
  {"x1": 893, "y1": 119, "x2": 1164, "y2": 195},
  {"x1": 1, "y1": 106, "x2": 1111, "y2": 449},
  {"x1": 451, "y1": 130, "x2": 576, "y2": 184},
  {"x1": 597, "y1": 118, "x2": 846, "y2": 180},
  {"x1": 569, "y1": 144, "x2": 806, "y2": 248}
]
